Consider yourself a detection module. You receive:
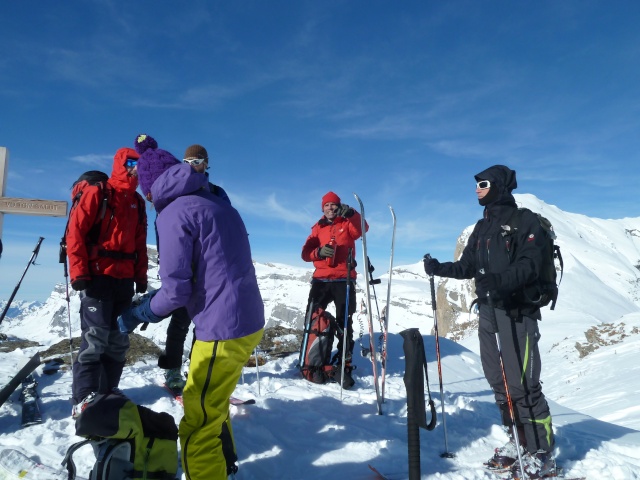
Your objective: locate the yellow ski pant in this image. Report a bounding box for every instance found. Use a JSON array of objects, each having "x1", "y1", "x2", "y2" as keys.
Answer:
[{"x1": 180, "y1": 328, "x2": 263, "y2": 480}]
